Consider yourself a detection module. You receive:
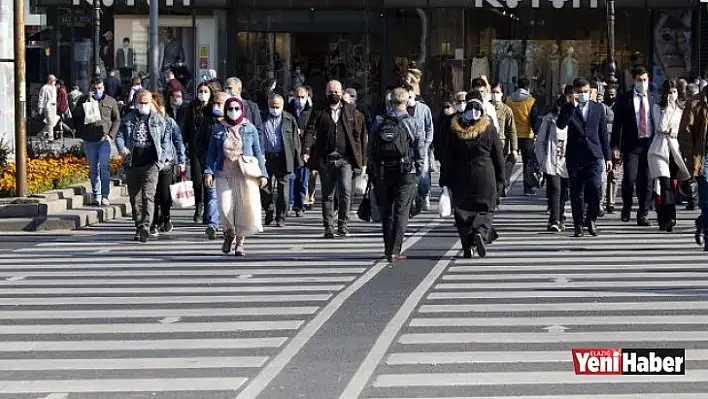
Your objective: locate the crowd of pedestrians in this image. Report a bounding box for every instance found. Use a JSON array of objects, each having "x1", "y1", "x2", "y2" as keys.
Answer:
[{"x1": 39, "y1": 62, "x2": 708, "y2": 261}]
